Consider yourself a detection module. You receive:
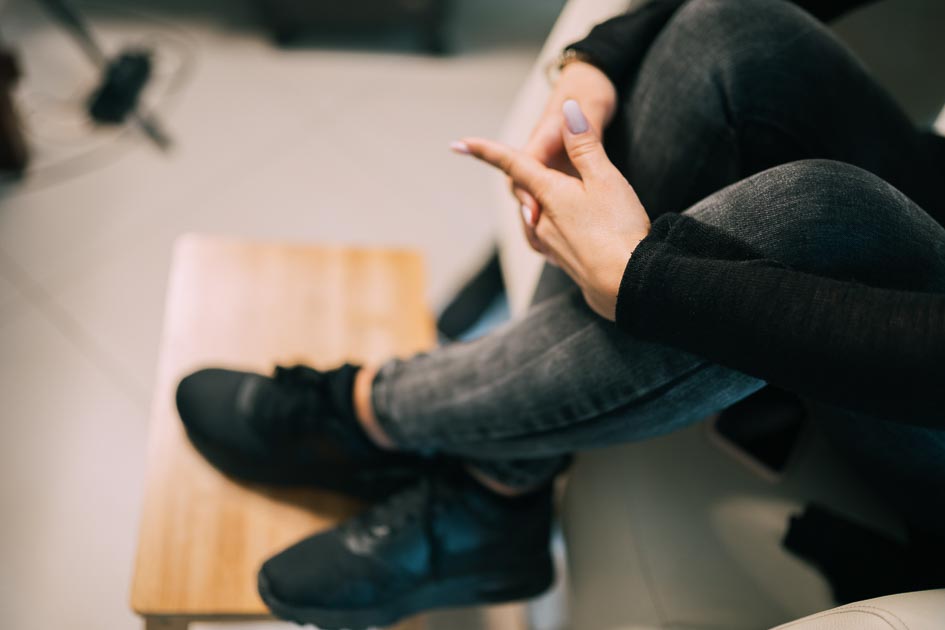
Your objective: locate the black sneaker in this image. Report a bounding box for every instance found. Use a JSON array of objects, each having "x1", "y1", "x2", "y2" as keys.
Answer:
[
  {"x1": 257, "y1": 466, "x2": 555, "y2": 629},
  {"x1": 175, "y1": 364, "x2": 427, "y2": 500}
]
